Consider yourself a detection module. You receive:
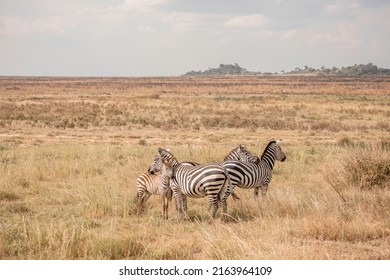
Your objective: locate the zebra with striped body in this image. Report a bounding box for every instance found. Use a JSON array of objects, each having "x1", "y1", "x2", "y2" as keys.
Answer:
[
  {"x1": 222, "y1": 140, "x2": 286, "y2": 199},
  {"x1": 149, "y1": 148, "x2": 232, "y2": 222},
  {"x1": 224, "y1": 144, "x2": 259, "y2": 199},
  {"x1": 136, "y1": 155, "x2": 172, "y2": 219}
]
